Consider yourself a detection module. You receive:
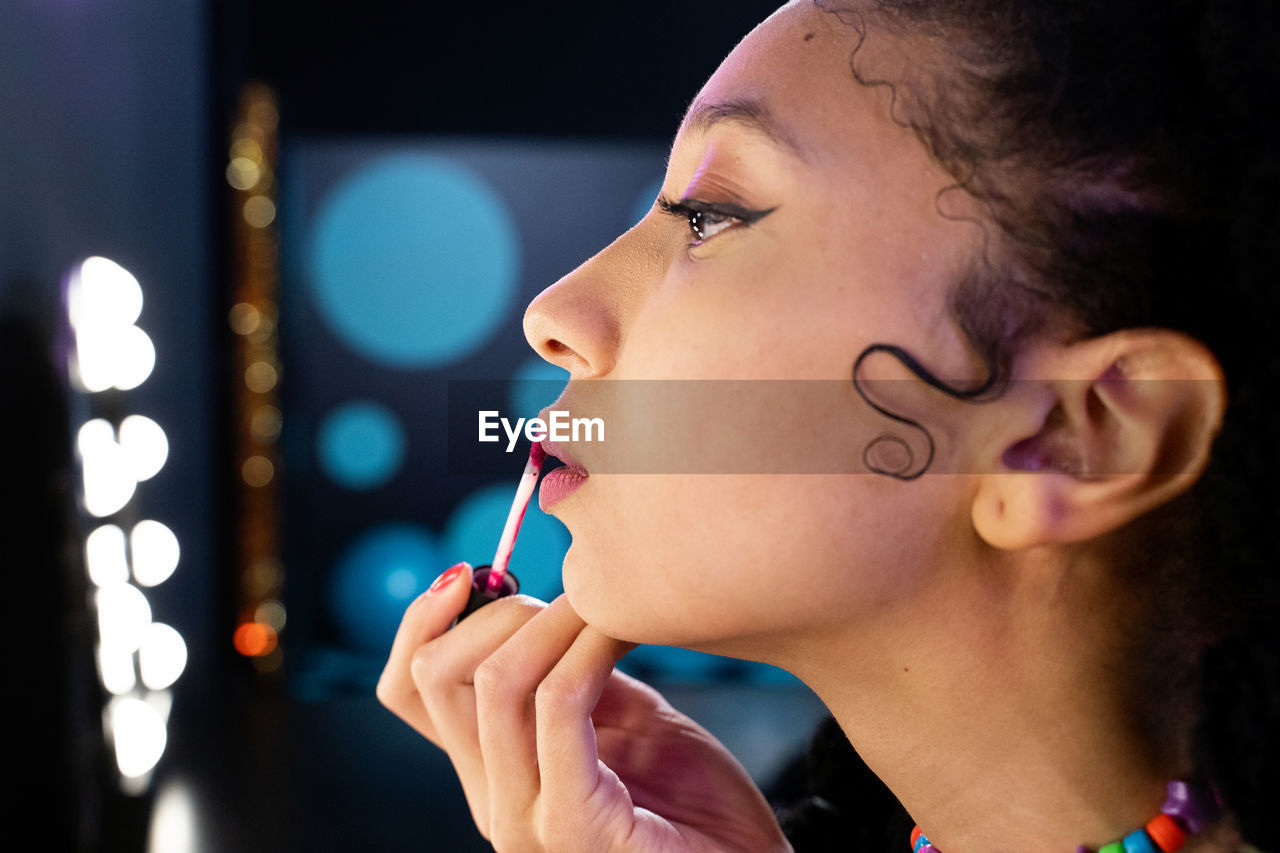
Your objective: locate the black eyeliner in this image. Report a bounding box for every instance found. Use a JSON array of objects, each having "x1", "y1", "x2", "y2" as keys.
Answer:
[{"x1": 657, "y1": 196, "x2": 776, "y2": 226}]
